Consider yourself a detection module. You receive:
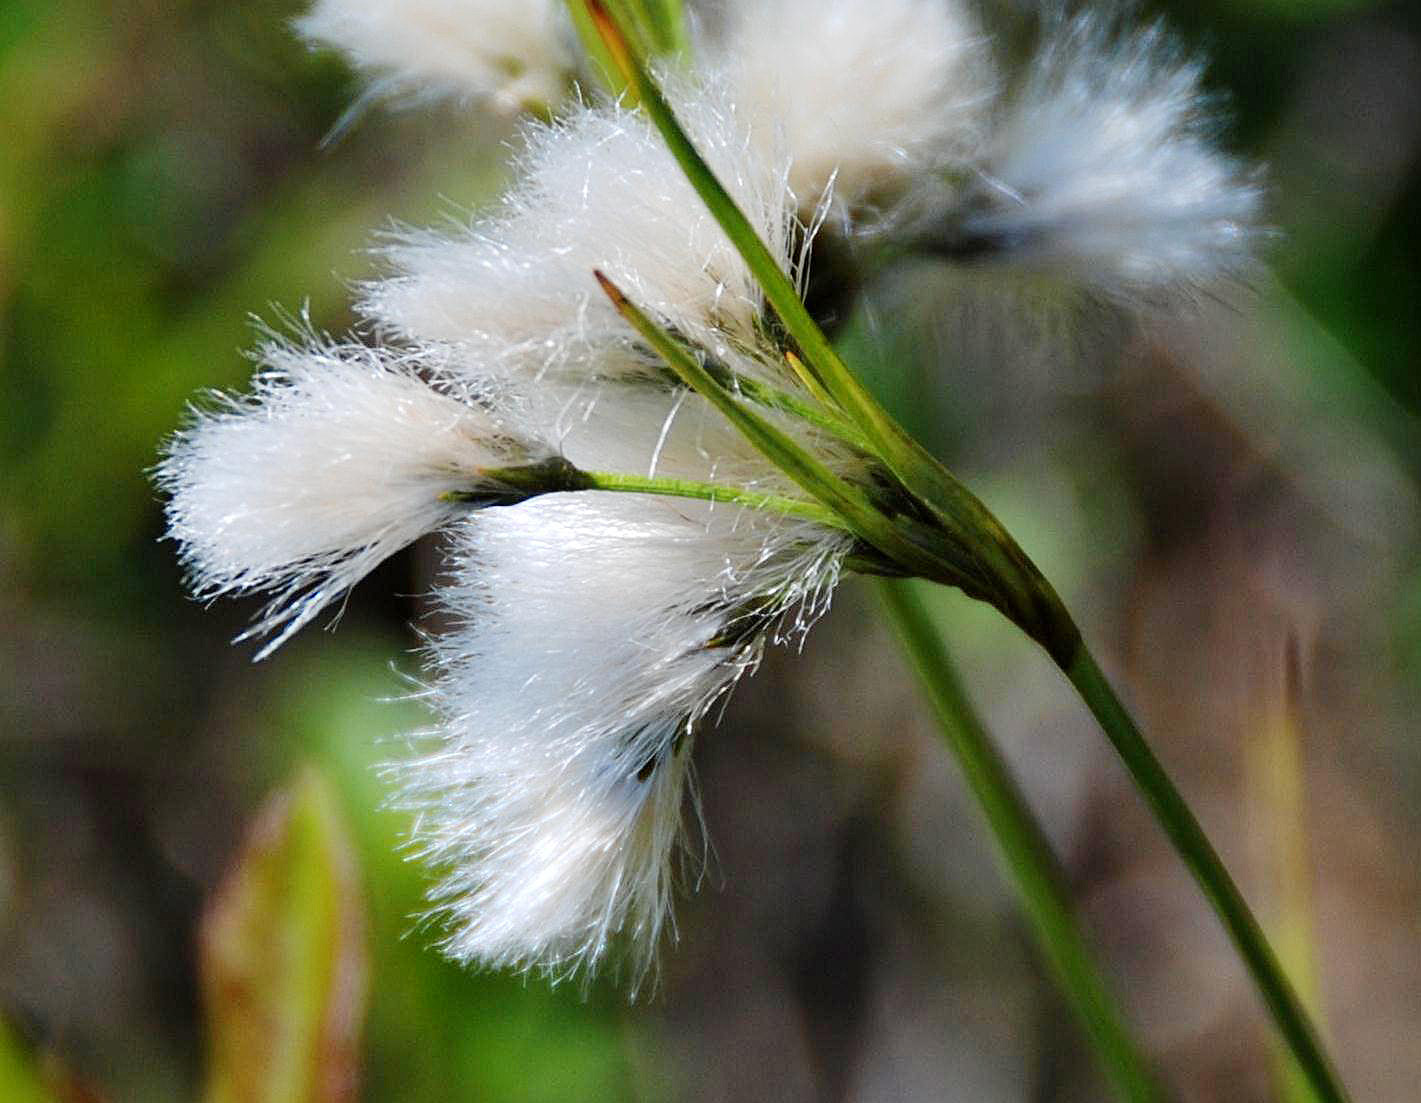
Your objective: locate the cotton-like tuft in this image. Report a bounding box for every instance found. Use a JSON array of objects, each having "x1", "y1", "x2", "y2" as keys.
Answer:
[
  {"x1": 402, "y1": 493, "x2": 850, "y2": 982},
  {"x1": 719, "y1": 0, "x2": 993, "y2": 220},
  {"x1": 296, "y1": 0, "x2": 573, "y2": 115},
  {"x1": 158, "y1": 339, "x2": 546, "y2": 657},
  {"x1": 360, "y1": 80, "x2": 796, "y2": 382},
  {"x1": 946, "y1": 13, "x2": 1263, "y2": 297}
]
